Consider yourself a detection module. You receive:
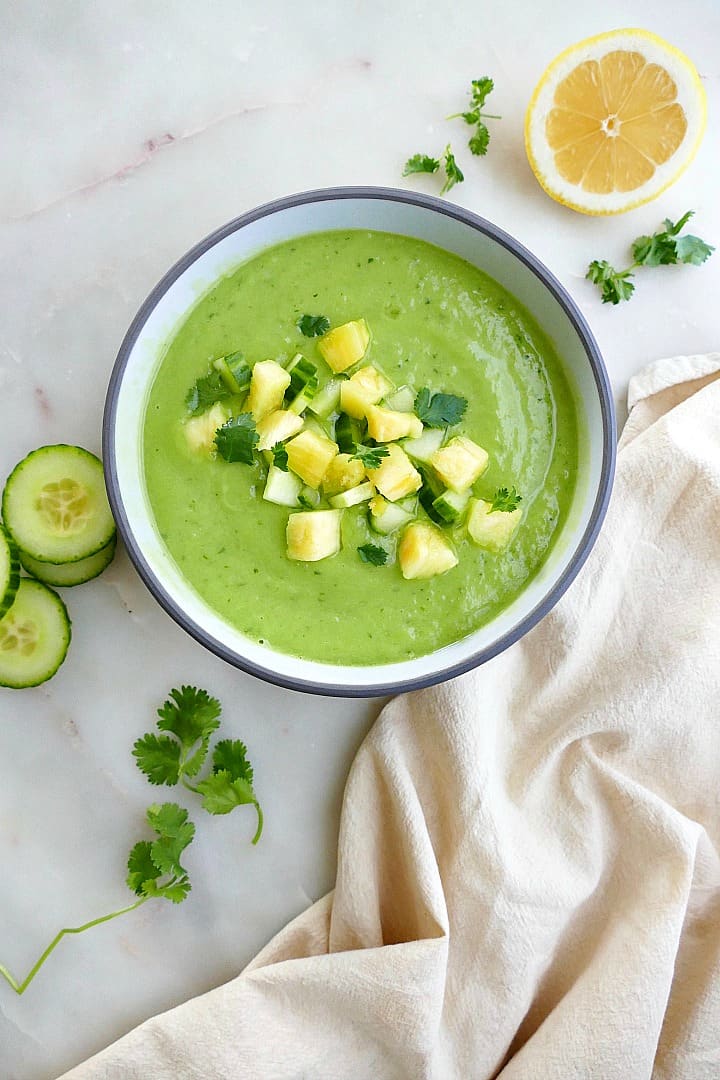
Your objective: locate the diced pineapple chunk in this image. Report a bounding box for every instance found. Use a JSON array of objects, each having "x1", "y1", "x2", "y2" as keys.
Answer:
[
  {"x1": 366, "y1": 405, "x2": 423, "y2": 442},
  {"x1": 287, "y1": 510, "x2": 342, "y2": 562},
  {"x1": 467, "y1": 499, "x2": 522, "y2": 553},
  {"x1": 183, "y1": 402, "x2": 231, "y2": 454},
  {"x1": 339, "y1": 366, "x2": 393, "y2": 419},
  {"x1": 430, "y1": 436, "x2": 489, "y2": 493},
  {"x1": 398, "y1": 522, "x2": 458, "y2": 580},
  {"x1": 318, "y1": 319, "x2": 370, "y2": 373},
  {"x1": 322, "y1": 453, "x2": 366, "y2": 495},
  {"x1": 367, "y1": 444, "x2": 422, "y2": 502},
  {"x1": 247, "y1": 360, "x2": 291, "y2": 421},
  {"x1": 286, "y1": 430, "x2": 338, "y2": 488},
  {"x1": 255, "y1": 409, "x2": 304, "y2": 450}
]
